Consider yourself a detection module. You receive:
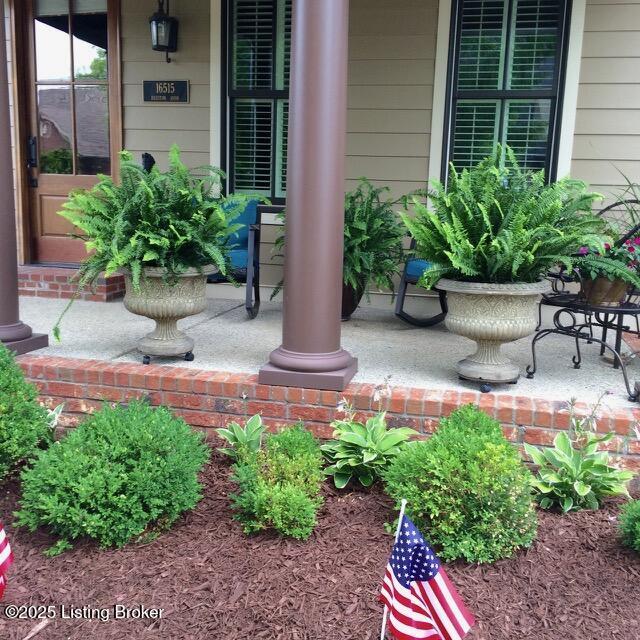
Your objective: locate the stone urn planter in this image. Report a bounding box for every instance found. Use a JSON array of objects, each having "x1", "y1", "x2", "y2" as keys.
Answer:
[
  {"x1": 123, "y1": 266, "x2": 217, "y2": 363},
  {"x1": 437, "y1": 278, "x2": 550, "y2": 385}
]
